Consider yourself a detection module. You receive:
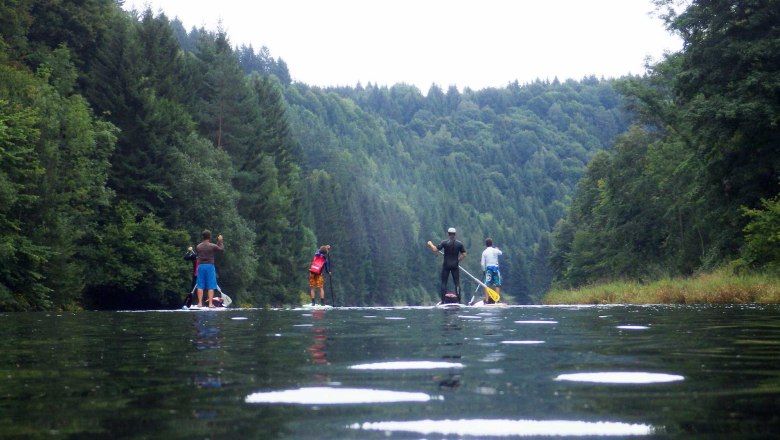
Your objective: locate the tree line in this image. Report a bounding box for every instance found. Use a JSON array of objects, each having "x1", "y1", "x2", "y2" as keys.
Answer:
[
  {"x1": 549, "y1": 0, "x2": 780, "y2": 288},
  {"x1": 1, "y1": 1, "x2": 304, "y2": 310},
  {"x1": 8, "y1": 1, "x2": 768, "y2": 310},
  {"x1": 284, "y1": 78, "x2": 629, "y2": 305}
]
